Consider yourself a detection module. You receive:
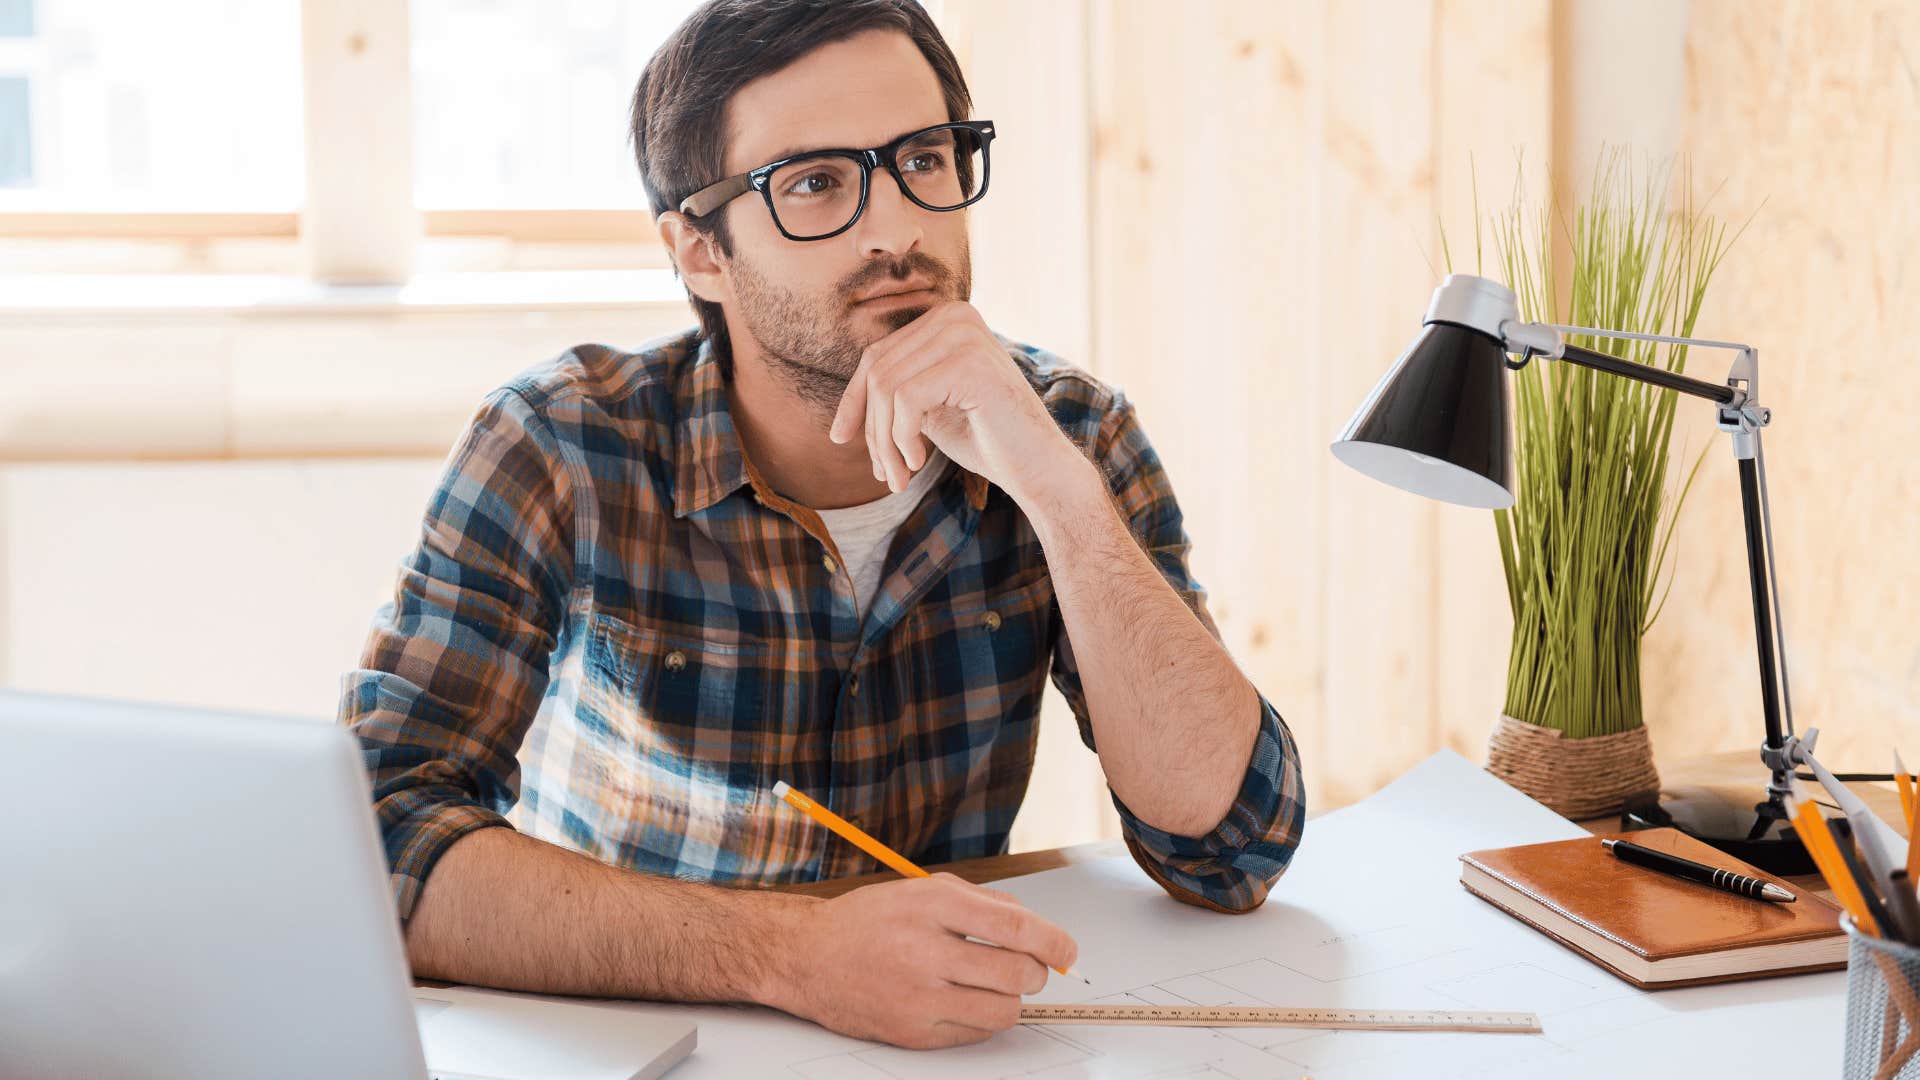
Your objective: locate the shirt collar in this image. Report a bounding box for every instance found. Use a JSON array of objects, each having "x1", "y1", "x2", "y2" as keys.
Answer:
[
  {"x1": 670, "y1": 335, "x2": 749, "y2": 518},
  {"x1": 670, "y1": 335, "x2": 989, "y2": 519}
]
